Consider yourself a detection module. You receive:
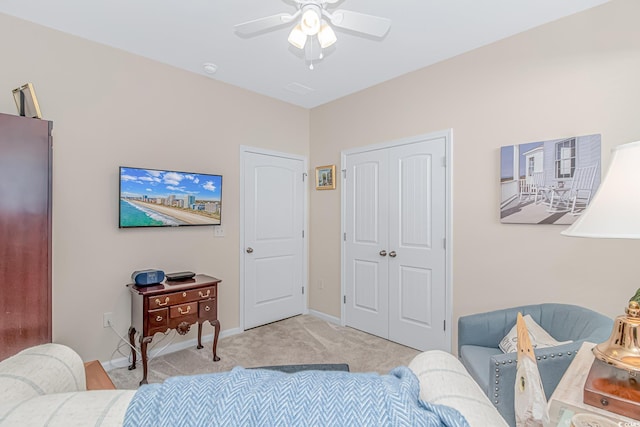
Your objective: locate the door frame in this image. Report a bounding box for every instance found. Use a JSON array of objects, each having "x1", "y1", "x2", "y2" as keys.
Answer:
[
  {"x1": 340, "y1": 129, "x2": 453, "y2": 351},
  {"x1": 239, "y1": 145, "x2": 309, "y2": 331}
]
